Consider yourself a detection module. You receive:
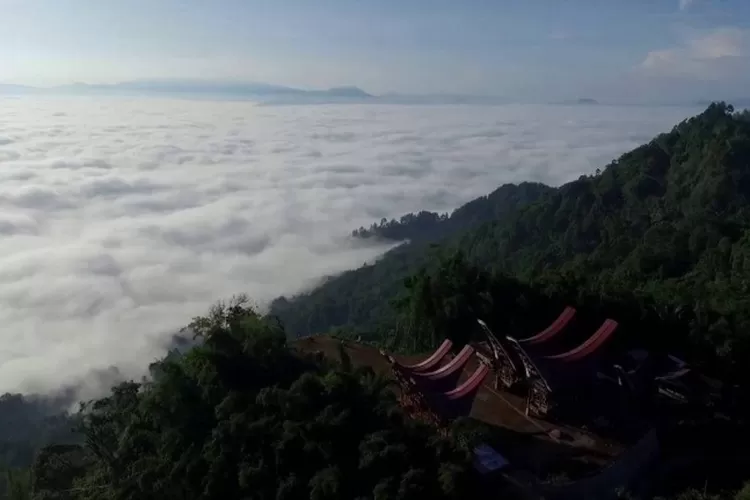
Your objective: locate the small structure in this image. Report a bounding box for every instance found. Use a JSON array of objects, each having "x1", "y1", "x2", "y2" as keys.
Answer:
[{"x1": 473, "y1": 444, "x2": 510, "y2": 475}]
